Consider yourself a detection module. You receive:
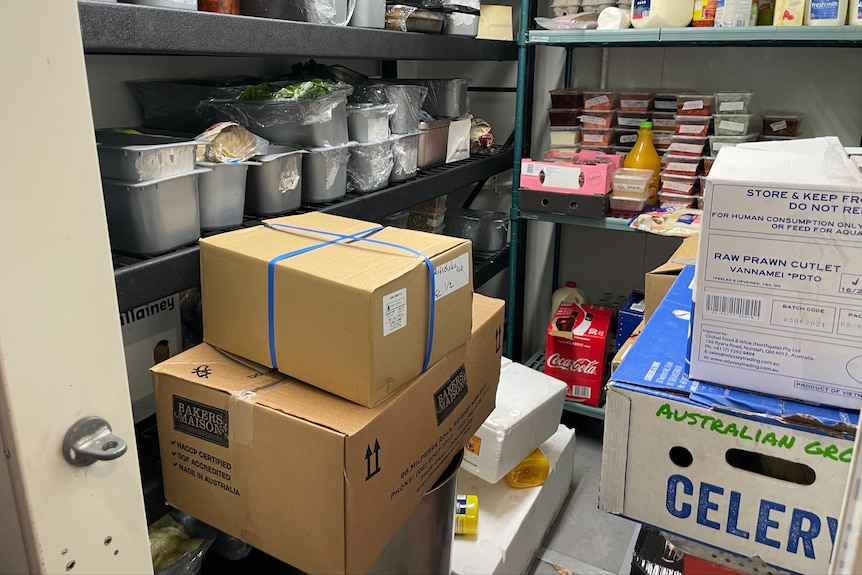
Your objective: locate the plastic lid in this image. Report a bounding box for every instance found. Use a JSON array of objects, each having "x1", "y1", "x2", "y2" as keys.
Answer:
[
  {"x1": 640, "y1": 121, "x2": 653, "y2": 129},
  {"x1": 565, "y1": 281, "x2": 578, "y2": 288}
]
